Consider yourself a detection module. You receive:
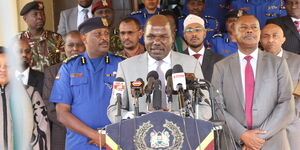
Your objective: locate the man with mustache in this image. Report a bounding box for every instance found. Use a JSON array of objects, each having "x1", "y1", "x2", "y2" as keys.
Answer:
[
  {"x1": 260, "y1": 24, "x2": 300, "y2": 150},
  {"x1": 18, "y1": 1, "x2": 65, "y2": 72},
  {"x1": 57, "y1": 0, "x2": 93, "y2": 37},
  {"x1": 116, "y1": 17, "x2": 145, "y2": 58},
  {"x1": 107, "y1": 15, "x2": 211, "y2": 123},
  {"x1": 212, "y1": 15, "x2": 294, "y2": 150},
  {"x1": 182, "y1": 14, "x2": 223, "y2": 82},
  {"x1": 50, "y1": 17, "x2": 124, "y2": 150}
]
